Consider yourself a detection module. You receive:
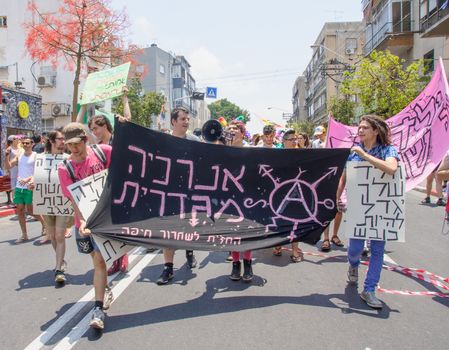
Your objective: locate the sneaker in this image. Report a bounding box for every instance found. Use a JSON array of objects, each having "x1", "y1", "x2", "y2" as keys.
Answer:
[
  {"x1": 89, "y1": 307, "x2": 105, "y2": 330},
  {"x1": 107, "y1": 260, "x2": 120, "y2": 276},
  {"x1": 103, "y1": 286, "x2": 114, "y2": 310},
  {"x1": 230, "y1": 261, "x2": 241, "y2": 281},
  {"x1": 157, "y1": 266, "x2": 174, "y2": 285},
  {"x1": 360, "y1": 290, "x2": 383, "y2": 309},
  {"x1": 436, "y1": 198, "x2": 446, "y2": 206},
  {"x1": 54, "y1": 270, "x2": 66, "y2": 284},
  {"x1": 421, "y1": 196, "x2": 430, "y2": 204},
  {"x1": 226, "y1": 252, "x2": 233, "y2": 262},
  {"x1": 186, "y1": 250, "x2": 197, "y2": 268},
  {"x1": 242, "y1": 259, "x2": 253, "y2": 282},
  {"x1": 347, "y1": 266, "x2": 358, "y2": 284},
  {"x1": 119, "y1": 254, "x2": 128, "y2": 273}
]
